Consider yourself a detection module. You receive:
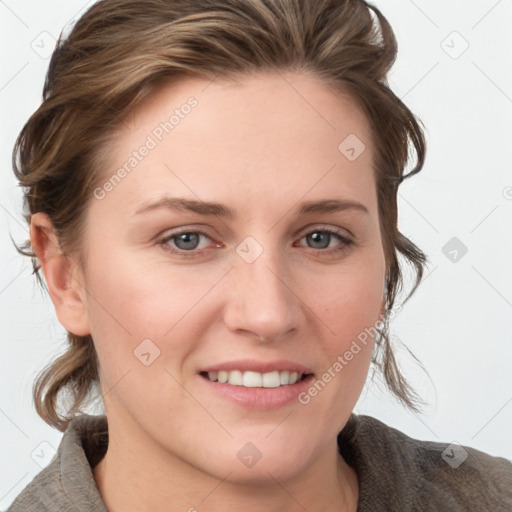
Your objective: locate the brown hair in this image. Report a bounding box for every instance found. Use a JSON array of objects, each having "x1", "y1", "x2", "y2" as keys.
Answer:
[{"x1": 13, "y1": 0, "x2": 428, "y2": 432}]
